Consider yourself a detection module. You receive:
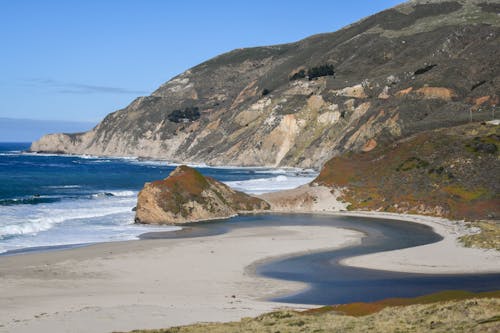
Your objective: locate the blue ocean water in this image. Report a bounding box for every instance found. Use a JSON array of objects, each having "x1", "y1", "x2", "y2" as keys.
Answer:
[{"x1": 0, "y1": 142, "x2": 315, "y2": 253}]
